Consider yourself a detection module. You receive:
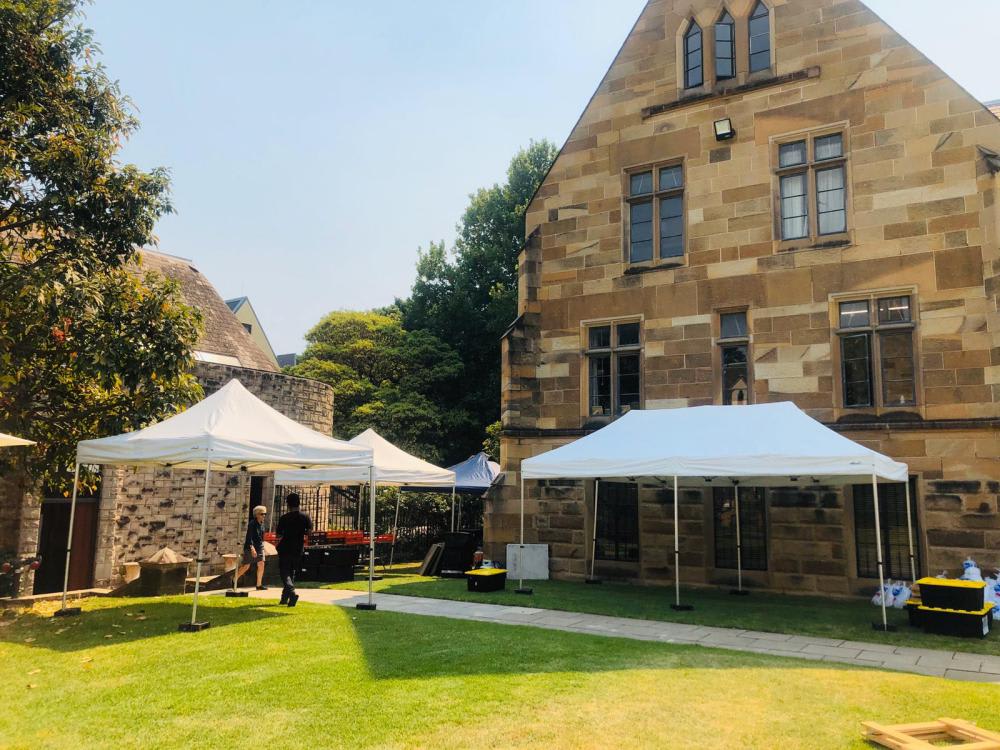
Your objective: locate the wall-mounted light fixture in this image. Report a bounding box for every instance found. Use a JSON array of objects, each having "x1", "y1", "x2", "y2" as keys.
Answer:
[{"x1": 714, "y1": 118, "x2": 736, "y2": 141}]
